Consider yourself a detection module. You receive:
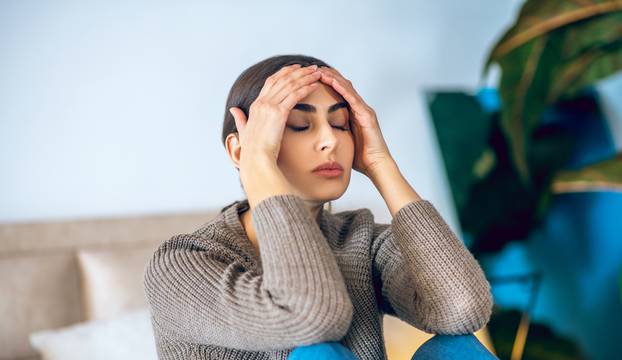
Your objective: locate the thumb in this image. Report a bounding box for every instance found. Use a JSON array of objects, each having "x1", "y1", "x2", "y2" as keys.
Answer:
[{"x1": 229, "y1": 107, "x2": 247, "y2": 134}]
